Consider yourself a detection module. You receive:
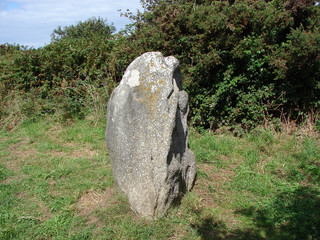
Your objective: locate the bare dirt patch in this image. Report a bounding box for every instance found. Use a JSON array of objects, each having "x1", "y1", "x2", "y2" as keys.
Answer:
[
  {"x1": 193, "y1": 163, "x2": 239, "y2": 229},
  {"x1": 49, "y1": 148, "x2": 98, "y2": 159},
  {"x1": 1, "y1": 173, "x2": 27, "y2": 185},
  {"x1": 70, "y1": 149, "x2": 98, "y2": 159},
  {"x1": 194, "y1": 163, "x2": 235, "y2": 207},
  {"x1": 5, "y1": 139, "x2": 37, "y2": 171},
  {"x1": 77, "y1": 188, "x2": 114, "y2": 225},
  {"x1": 197, "y1": 163, "x2": 235, "y2": 187},
  {"x1": 49, "y1": 150, "x2": 66, "y2": 158},
  {"x1": 16, "y1": 194, "x2": 52, "y2": 222}
]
